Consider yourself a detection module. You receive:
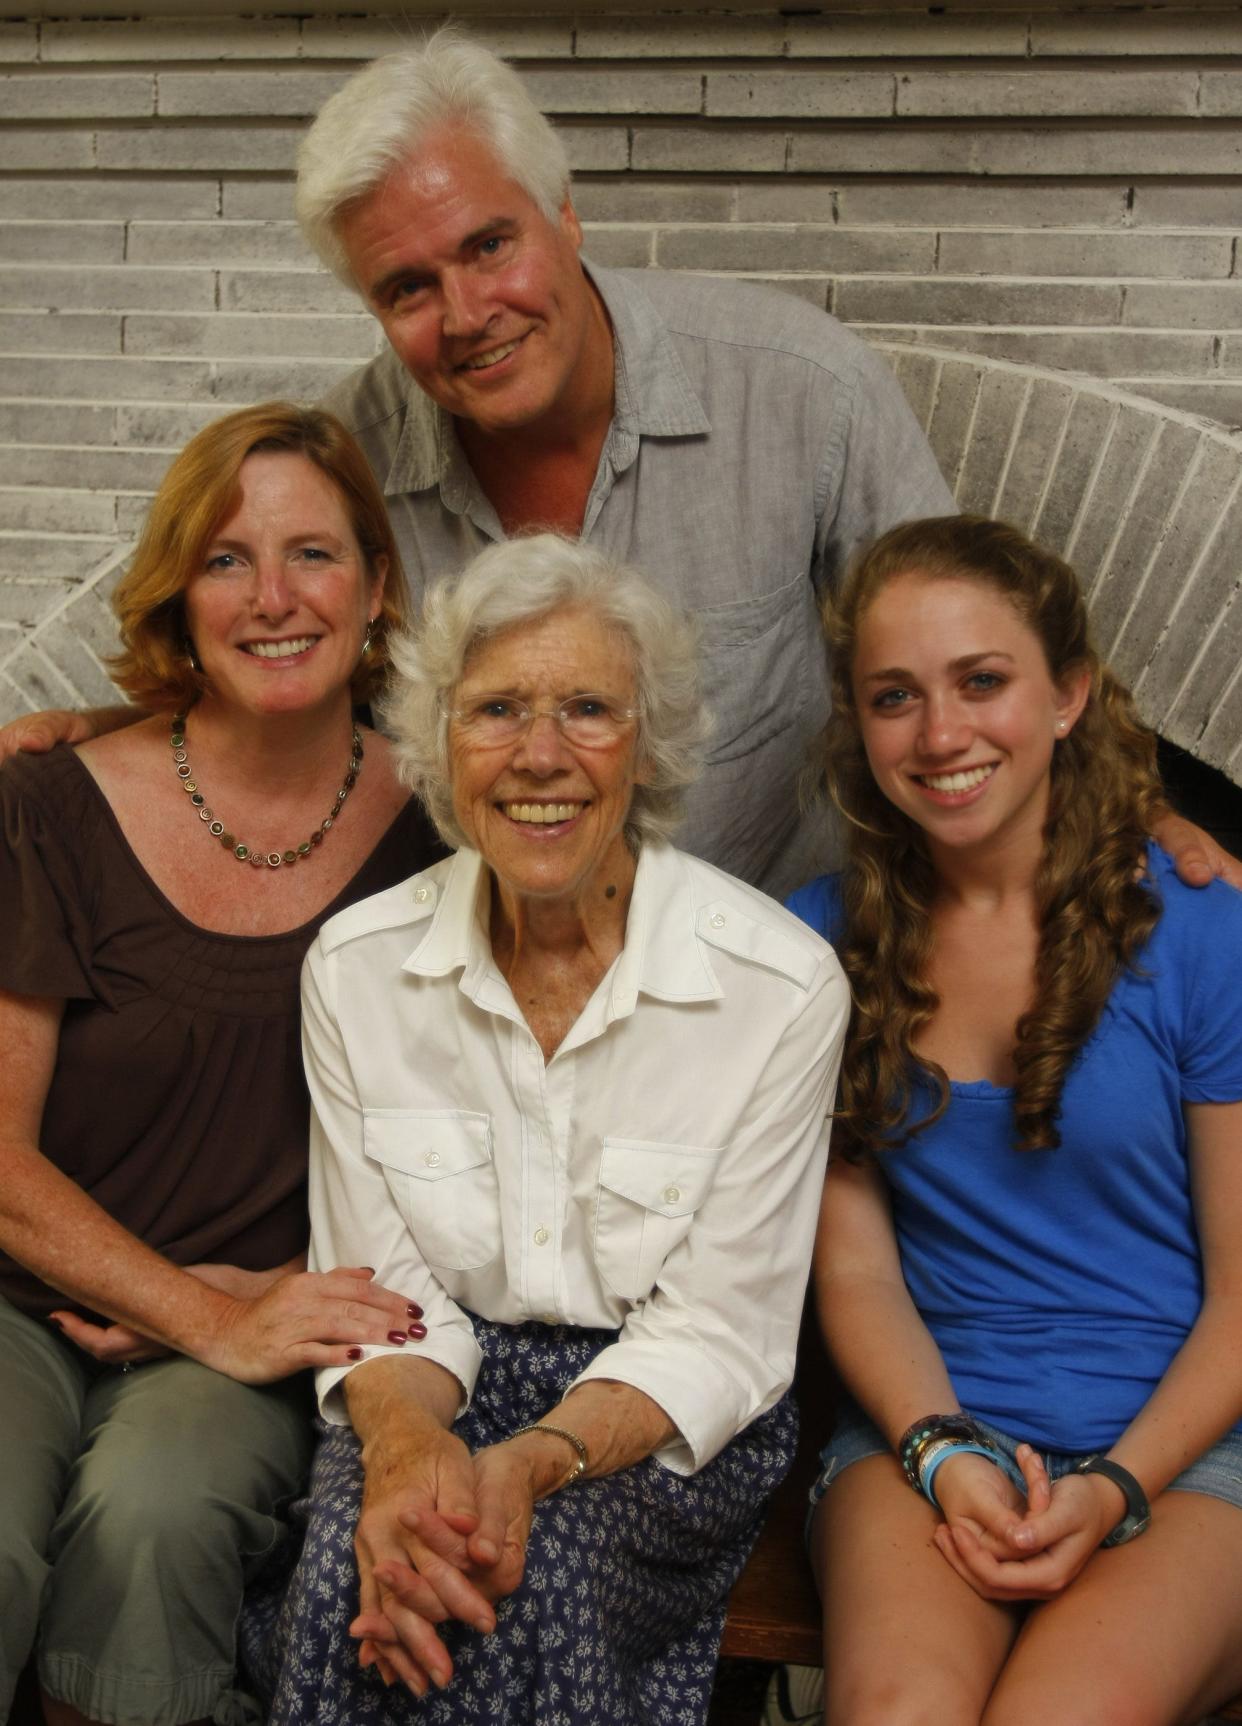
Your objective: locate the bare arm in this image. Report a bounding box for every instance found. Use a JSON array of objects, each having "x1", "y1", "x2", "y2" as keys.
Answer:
[
  {"x1": 0, "y1": 987, "x2": 420, "y2": 1380},
  {"x1": 0, "y1": 705, "x2": 139, "y2": 762}
]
